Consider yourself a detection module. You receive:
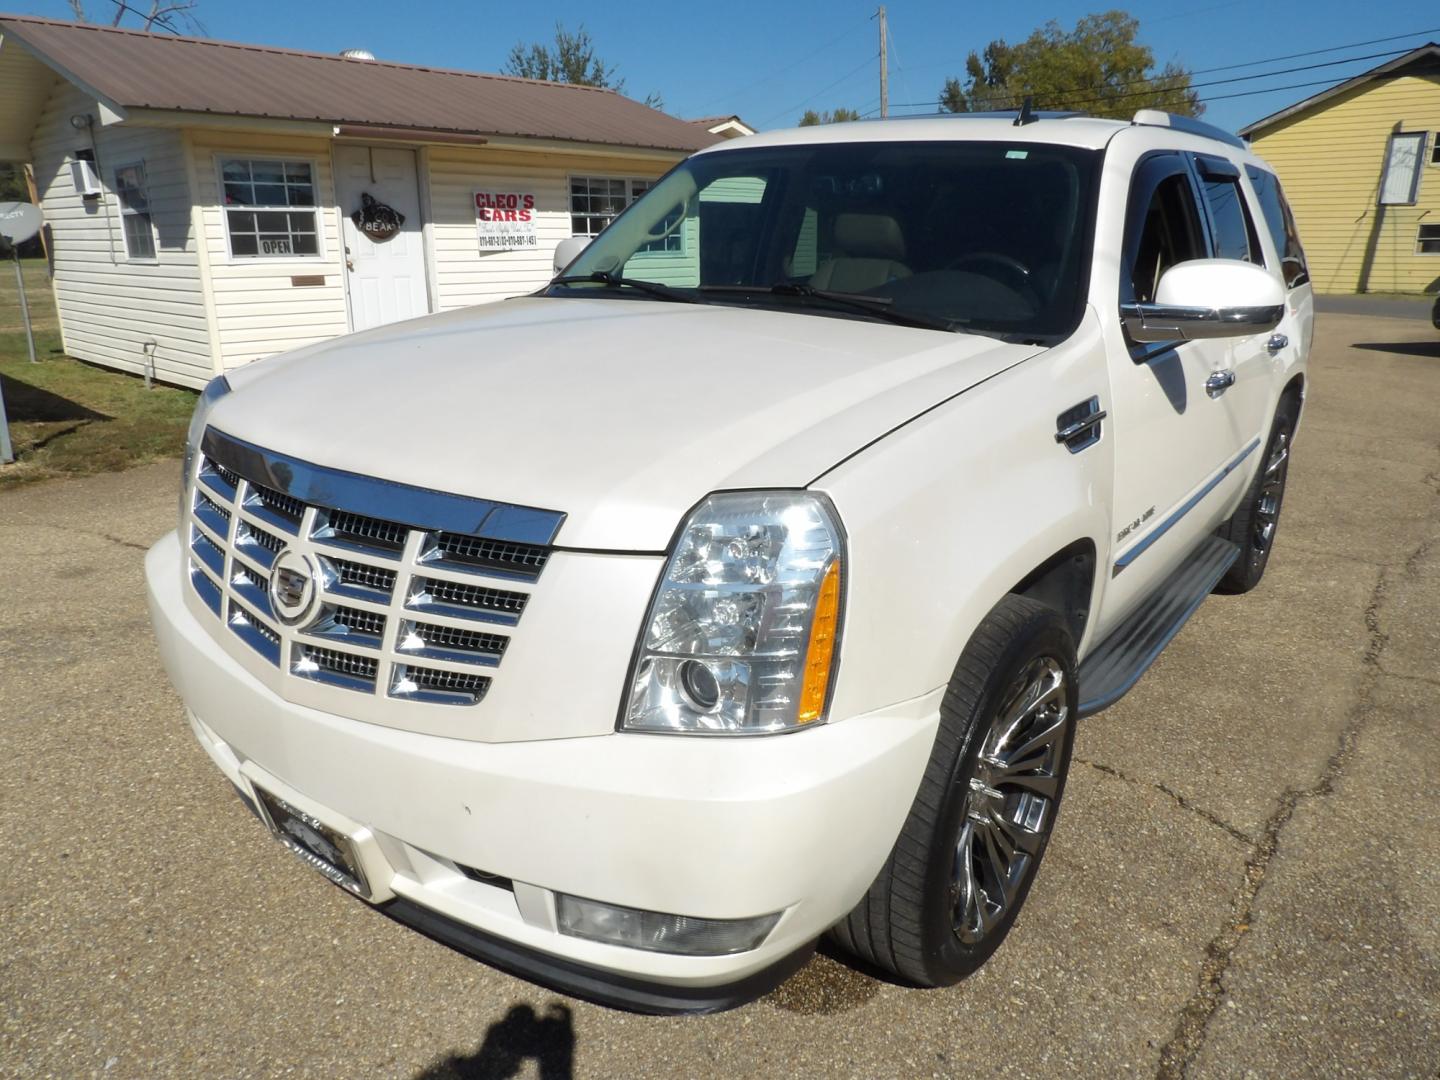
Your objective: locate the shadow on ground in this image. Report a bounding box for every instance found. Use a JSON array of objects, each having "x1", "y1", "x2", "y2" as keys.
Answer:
[
  {"x1": 1, "y1": 370, "x2": 110, "y2": 423},
  {"x1": 415, "y1": 1002, "x2": 576, "y2": 1080},
  {"x1": 1350, "y1": 341, "x2": 1440, "y2": 358}
]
